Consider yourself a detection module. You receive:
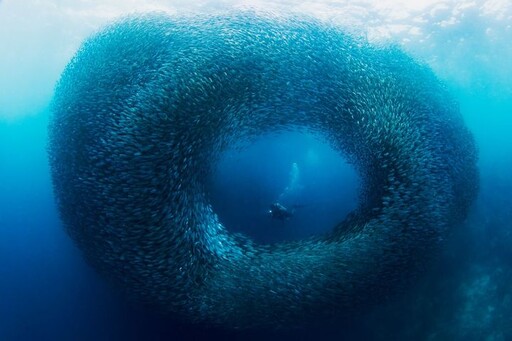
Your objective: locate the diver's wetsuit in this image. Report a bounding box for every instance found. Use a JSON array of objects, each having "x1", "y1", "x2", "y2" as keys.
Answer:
[{"x1": 269, "y1": 203, "x2": 293, "y2": 221}]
